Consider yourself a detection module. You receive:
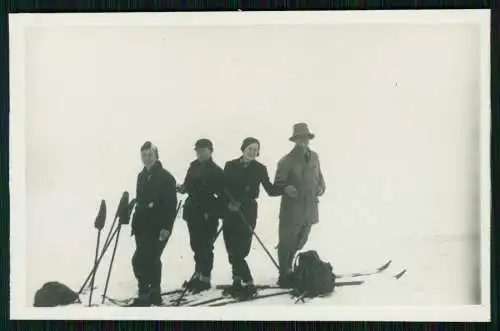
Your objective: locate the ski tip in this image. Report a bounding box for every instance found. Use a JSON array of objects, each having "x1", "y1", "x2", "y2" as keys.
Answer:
[
  {"x1": 394, "y1": 269, "x2": 407, "y2": 279},
  {"x1": 378, "y1": 260, "x2": 392, "y2": 271}
]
